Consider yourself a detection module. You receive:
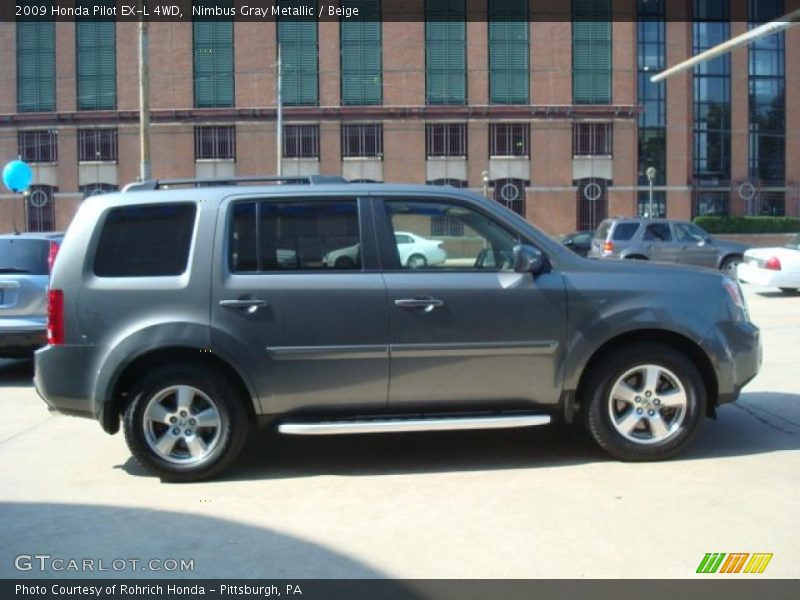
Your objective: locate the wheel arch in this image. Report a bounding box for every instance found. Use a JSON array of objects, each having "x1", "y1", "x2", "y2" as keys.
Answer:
[
  {"x1": 574, "y1": 329, "x2": 718, "y2": 419},
  {"x1": 103, "y1": 347, "x2": 257, "y2": 434}
]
